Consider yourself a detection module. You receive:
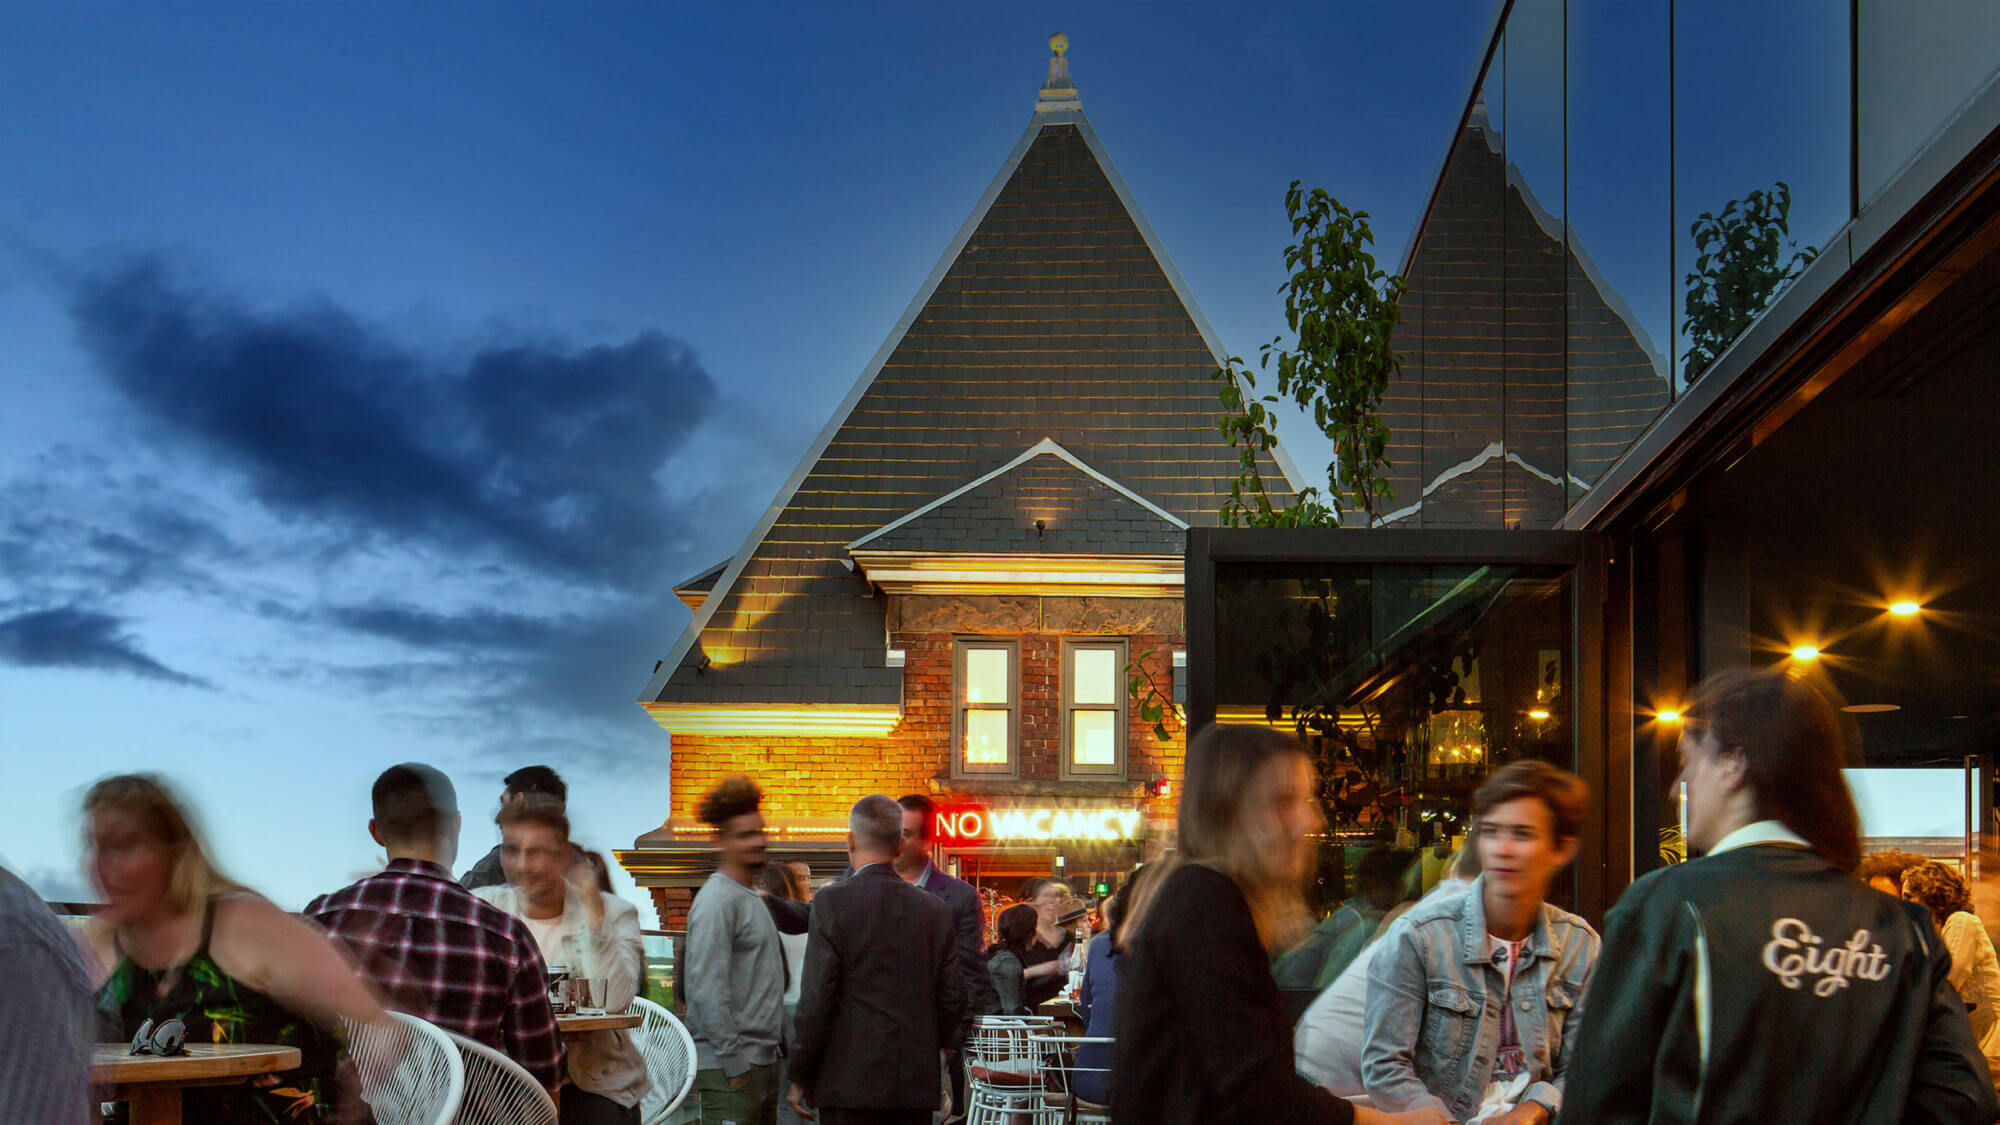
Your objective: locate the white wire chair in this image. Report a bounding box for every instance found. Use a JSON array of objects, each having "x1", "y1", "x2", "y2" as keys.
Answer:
[
  {"x1": 341, "y1": 1012, "x2": 465, "y2": 1125},
  {"x1": 632, "y1": 997, "x2": 697, "y2": 1124},
  {"x1": 1030, "y1": 1034, "x2": 1113, "y2": 1125},
  {"x1": 963, "y1": 1016, "x2": 1061, "y2": 1125},
  {"x1": 442, "y1": 1027, "x2": 560, "y2": 1125}
]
